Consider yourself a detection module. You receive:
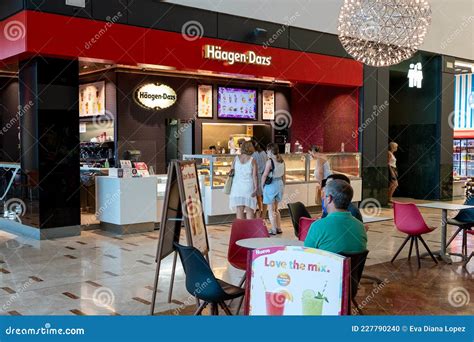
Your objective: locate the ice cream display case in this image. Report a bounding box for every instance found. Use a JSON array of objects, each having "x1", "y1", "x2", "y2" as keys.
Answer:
[{"x1": 182, "y1": 153, "x2": 362, "y2": 224}]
